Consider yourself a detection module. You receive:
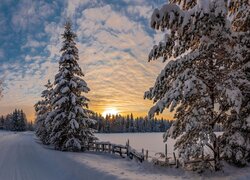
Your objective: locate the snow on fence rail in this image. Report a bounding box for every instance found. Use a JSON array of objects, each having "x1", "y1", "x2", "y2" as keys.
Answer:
[
  {"x1": 149, "y1": 143, "x2": 179, "y2": 167},
  {"x1": 84, "y1": 139, "x2": 178, "y2": 166},
  {"x1": 86, "y1": 140, "x2": 164, "y2": 164},
  {"x1": 151, "y1": 143, "x2": 220, "y2": 171},
  {"x1": 85, "y1": 139, "x2": 146, "y2": 163},
  {"x1": 85, "y1": 139, "x2": 218, "y2": 170}
]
